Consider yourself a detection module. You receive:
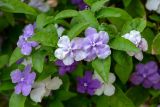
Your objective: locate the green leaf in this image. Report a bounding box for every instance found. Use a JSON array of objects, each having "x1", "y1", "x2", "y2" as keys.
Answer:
[
  {"x1": 31, "y1": 24, "x2": 58, "y2": 47},
  {"x1": 9, "y1": 47, "x2": 24, "y2": 66},
  {"x1": 91, "y1": 0, "x2": 109, "y2": 12},
  {"x1": 56, "y1": 90, "x2": 77, "y2": 101},
  {"x1": 92, "y1": 57, "x2": 111, "y2": 82},
  {"x1": 0, "y1": 81, "x2": 14, "y2": 91},
  {"x1": 126, "y1": 86, "x2": 149, "y2": 106},
  {"x1": 113, "y1": 51, "x2": 133, "y2": 84},
  {"x1": 152, "y1": 33, "x2": 160, "y2": 55},
  {"x1": 68, "y1": 22, "x2": 89, "y2": 39},
  {"x1": 36, "y1": 14, "x2": 54, "y2": 30},
  {"x1": 9, "y1": 93, "x2": 26, "y2": 107},
  {"x1": 125, "y1": 0, "x2": 146, "y2": 18},
  {"x1": 94, "y1": 86, "x2": 135, "y2": 107},
  {"x1": 49, "y1": 100, "x2": 64, "y2": 107},
  {"x1": 109, "y1": 37, "x2": 139, "y2": 52},
  {"x1": 122, "y1": 0, "x2": 132, "y2": 7},
  {"x1": 142, "y1": 28, "x2": 155, "y2": 53},
  {"x1": 0, "y1": 0, "x2": 37, "y2": 16},
  {"x1": 55, "y1": 10, "x2": 79, "y2": 20},
  {"x1": 84, "y1": 0, "x2": 97, "y2": 6},
  {"x1": 0, "y1": 54, "x2": 9, "y2": 69},
  {"x1": 97, "y1": 7, "x2": 132, "y2": 20},
  {"x1": 121, "y1": 18, "x2": 146, "y2": 35},
  {"x1": 79, "y1": 10, "x2": 99, "y2": 27},
  {"x1": 32, "y1": 50, "x2": 46, "y2": 73}
]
